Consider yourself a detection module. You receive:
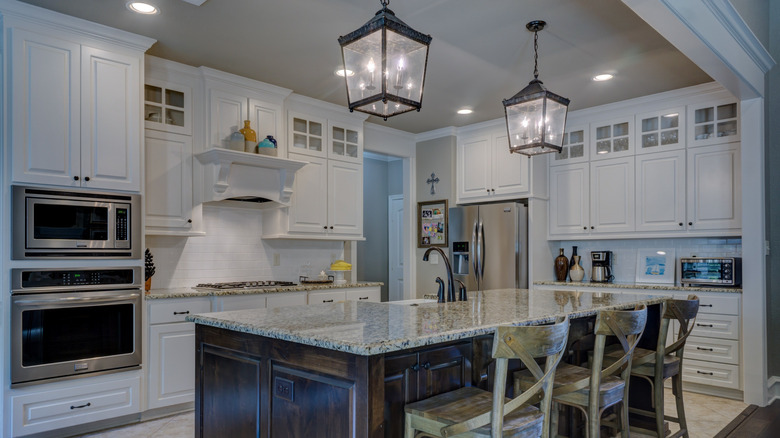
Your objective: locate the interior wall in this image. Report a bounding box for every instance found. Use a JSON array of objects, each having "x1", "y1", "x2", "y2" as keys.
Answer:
[
  {"x1": 765, "y1": 0, "x2": 779, "y2": 378},
  {"x1": 146, "y1": 205, "x2": 341, "y2": 289},
  {"x1": 415, "y1": 136, "x2": 456, "y2": 297},
  {"x1": 356, "y1": 157, "x2": 390, "y2": 299}
]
